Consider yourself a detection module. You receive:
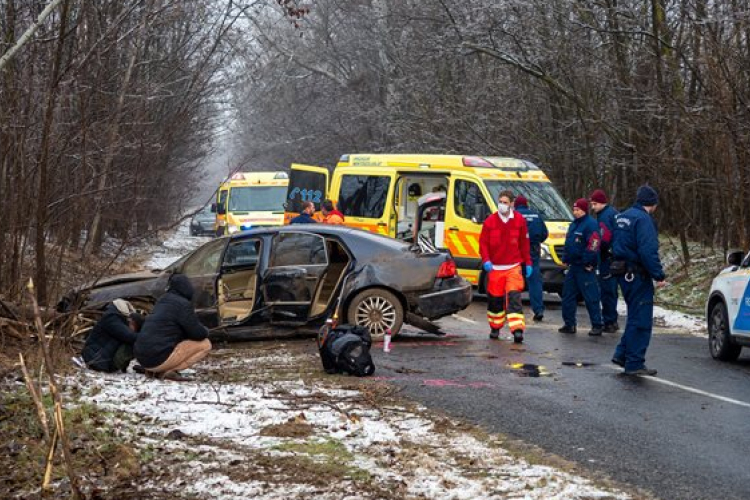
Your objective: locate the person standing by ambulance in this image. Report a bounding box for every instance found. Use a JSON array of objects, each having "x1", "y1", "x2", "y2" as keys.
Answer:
[
  {"x1": 610, "y1": 185, "x2": 666, "y2": 376},
  {"x1": 590, "y1": 189, "x2": 620, "y2": 333},
  {"x1": 513, "y1": 195, "x2": 549, "y2": 322},
  {"x1": 480, "y1": 190, "x2": 532, "y2": 343},
  {"x1": 558, "y1": 199, "x2": 604, "y2": 336}
]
